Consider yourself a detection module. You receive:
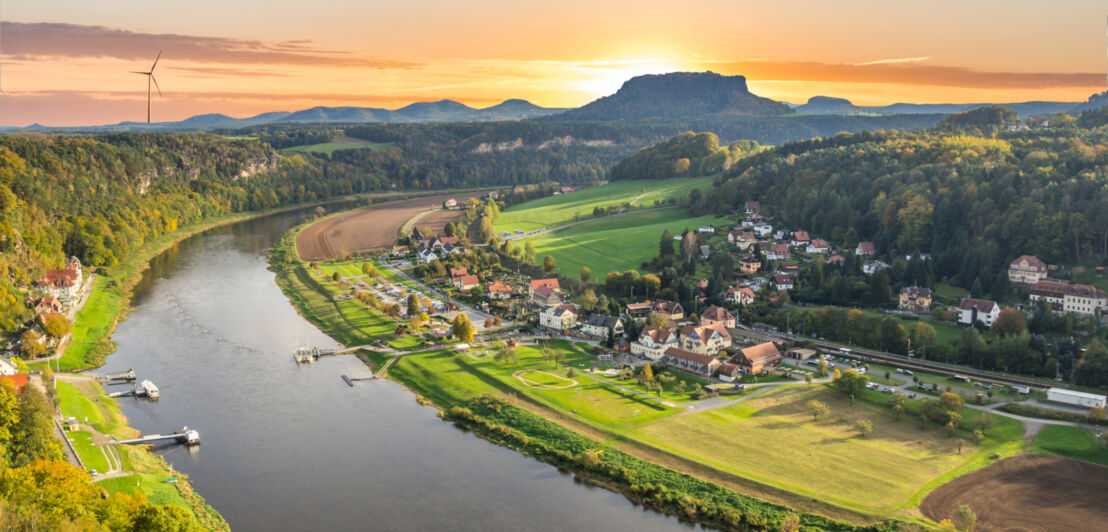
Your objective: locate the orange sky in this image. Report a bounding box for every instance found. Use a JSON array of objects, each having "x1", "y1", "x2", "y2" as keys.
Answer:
[{"x1": 2, "y1": 0, "x2": 1105, "y2": 126}]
